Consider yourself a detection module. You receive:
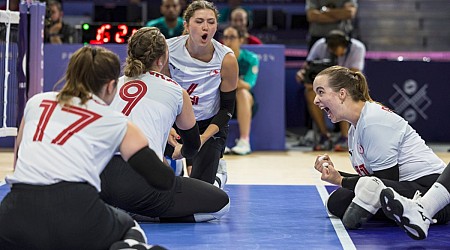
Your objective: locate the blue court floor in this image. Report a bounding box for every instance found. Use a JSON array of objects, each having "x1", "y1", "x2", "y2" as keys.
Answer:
[{"x1": 1, "y1": 183, "x2": 450, "y2": 249}]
